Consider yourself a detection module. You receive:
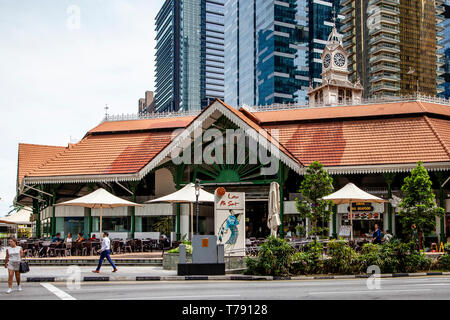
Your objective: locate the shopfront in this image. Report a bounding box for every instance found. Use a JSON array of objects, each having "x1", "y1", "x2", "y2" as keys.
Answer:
[{"x1": 335, "y1": 202, "x2": 386, "y2": 239}]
